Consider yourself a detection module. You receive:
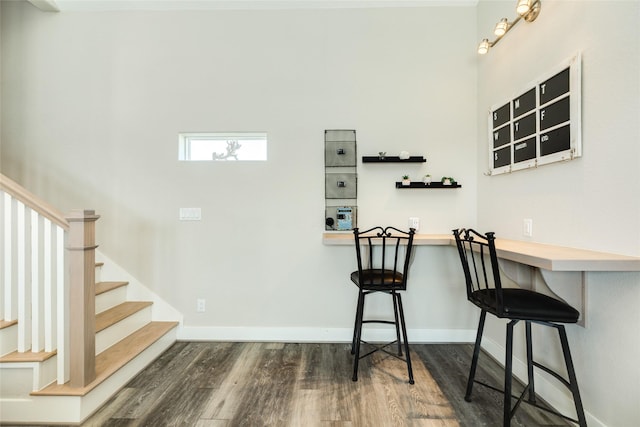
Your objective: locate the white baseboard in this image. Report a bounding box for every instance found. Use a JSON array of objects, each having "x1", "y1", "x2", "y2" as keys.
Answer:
[{"x1": 177, "y1": 326, "x2": 477, "y2": 343}]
